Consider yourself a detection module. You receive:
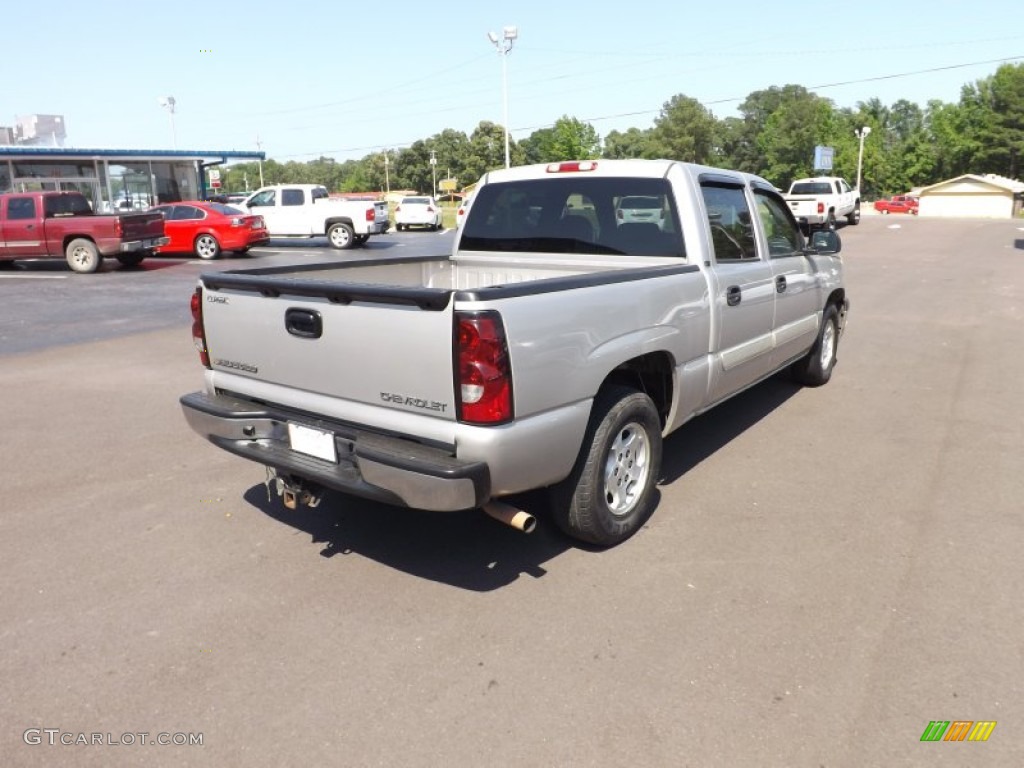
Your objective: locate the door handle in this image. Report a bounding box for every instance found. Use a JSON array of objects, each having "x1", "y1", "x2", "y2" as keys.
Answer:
[
  {"x1": 776, "y1": 275, "x2": 787, "y2": 293},
  {"x1": 285, "y1": 308, "x2": 323, "y2": 339},
  {"x1": 726, "y1": 285, "x2": 741, "y2": 306}
]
